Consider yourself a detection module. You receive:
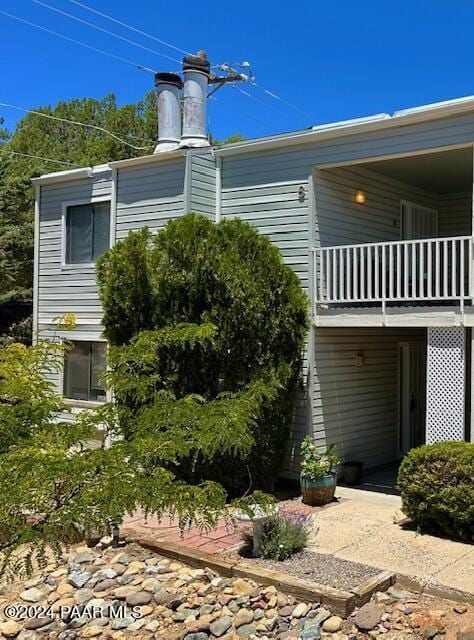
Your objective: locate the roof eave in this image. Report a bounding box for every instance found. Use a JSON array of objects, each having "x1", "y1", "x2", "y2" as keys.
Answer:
[
  {"x1": 31, "y1": 167, "x2": 94, "y2": 186},
  {"x1": 214, "y1": 96, "x2": 474, "y2": 157},
  {"x1": 108, "y1": 149, "x2": 186, "y2": 169}
]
